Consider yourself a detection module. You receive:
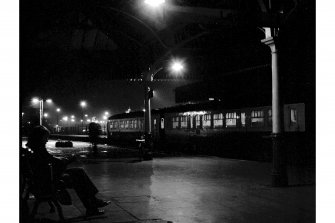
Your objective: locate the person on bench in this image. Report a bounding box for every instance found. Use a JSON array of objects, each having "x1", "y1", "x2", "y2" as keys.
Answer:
[{"x1": 25, "y1": 125, "x2": 111, "y2": 216}]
